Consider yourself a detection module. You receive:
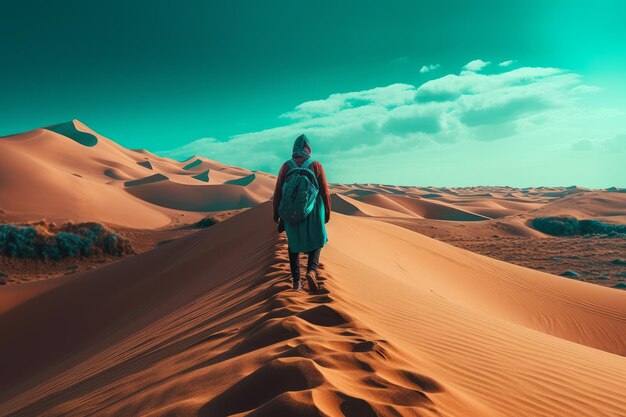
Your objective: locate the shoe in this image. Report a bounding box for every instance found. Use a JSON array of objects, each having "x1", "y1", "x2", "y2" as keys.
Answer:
[
  {"x1": 305, "y1": 270, "x2": 319, "y2": 293},
  {"x1": 292, "y1": 278, "x2": 302, "y2": 290}
]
